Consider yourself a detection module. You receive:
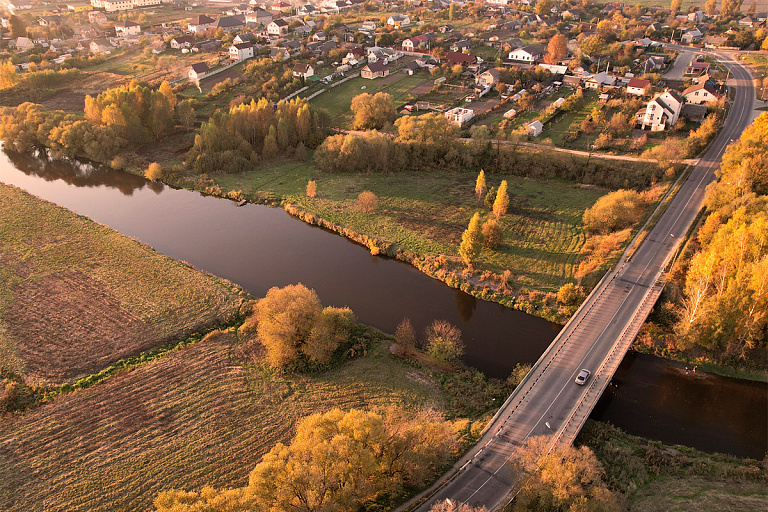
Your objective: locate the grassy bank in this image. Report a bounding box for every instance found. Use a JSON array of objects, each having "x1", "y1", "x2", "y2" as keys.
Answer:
[
  {"x1": 0, "y1": 184, "x2": 245, "y2": 387},
  {"x1": 578, "y1": 421, "x2": 768, "y2": 511}
]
